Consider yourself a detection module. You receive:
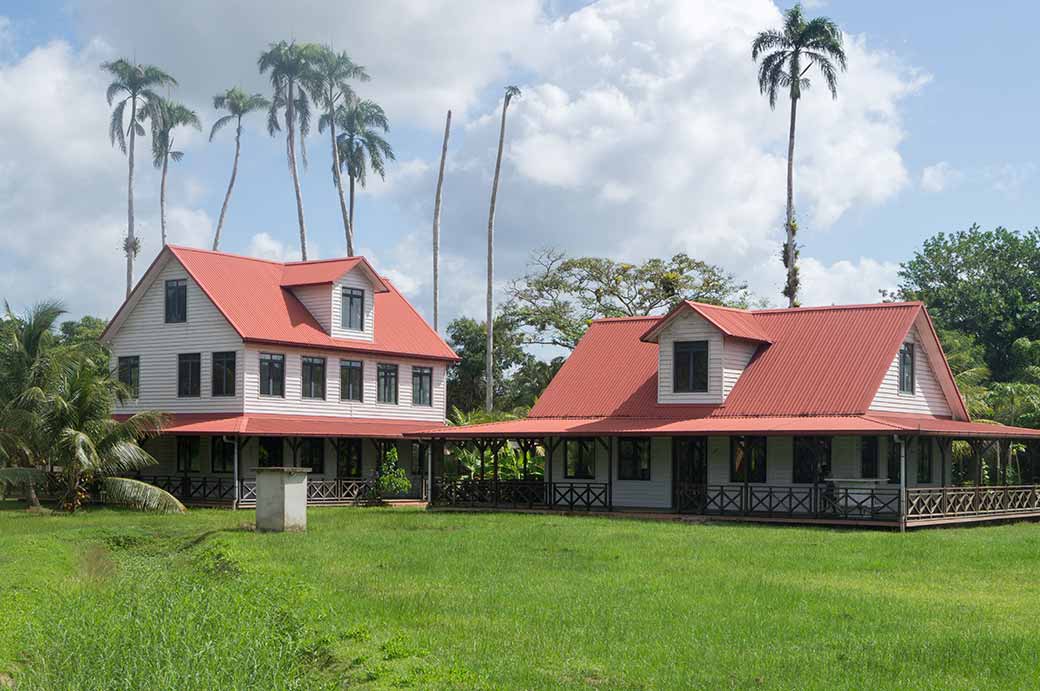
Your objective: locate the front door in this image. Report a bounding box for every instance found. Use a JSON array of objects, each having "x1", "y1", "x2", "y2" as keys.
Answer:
[{"x1": 673, "y1": 437, "x2": 707, "y2": 512}]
